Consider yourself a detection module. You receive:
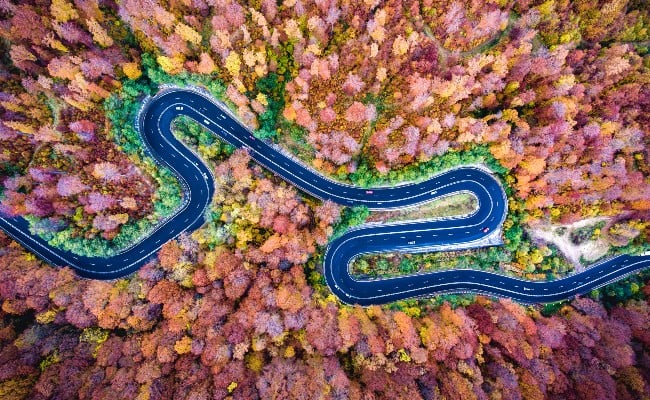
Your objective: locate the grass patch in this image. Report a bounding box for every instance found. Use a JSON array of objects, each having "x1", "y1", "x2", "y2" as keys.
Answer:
[{"x1": 367, "y1": 192, "x2": 478, "y2": 224}]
